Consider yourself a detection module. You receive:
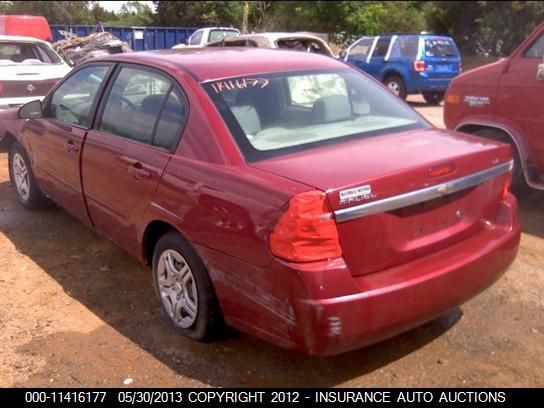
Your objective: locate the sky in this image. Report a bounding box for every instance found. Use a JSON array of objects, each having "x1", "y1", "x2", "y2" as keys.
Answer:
[{"x1": 98, "y1": 1, "x2": 156, "y2": 14}]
